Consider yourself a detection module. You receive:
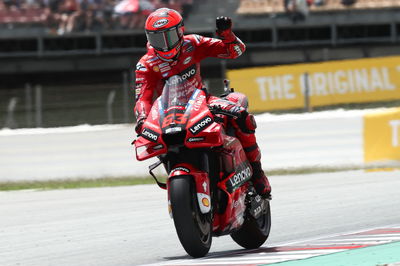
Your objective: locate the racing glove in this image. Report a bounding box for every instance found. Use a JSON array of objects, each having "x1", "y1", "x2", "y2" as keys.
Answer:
[
  {"x1": 135, "y1": 117, "x2": 145, "y2": 135},
  {"x1": 216, "y1": 16, "x2": 236, "y2": 43}
]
